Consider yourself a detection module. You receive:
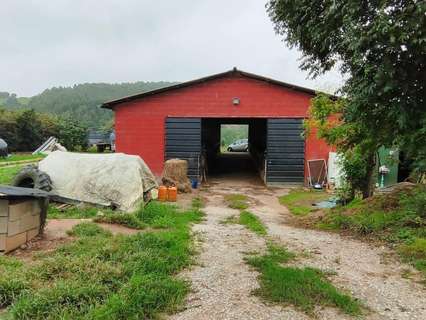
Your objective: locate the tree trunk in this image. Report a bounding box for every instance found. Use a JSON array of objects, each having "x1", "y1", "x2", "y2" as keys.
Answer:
[{"x1": 362, "y1": 152, "x2": 376, "y2": 199}]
